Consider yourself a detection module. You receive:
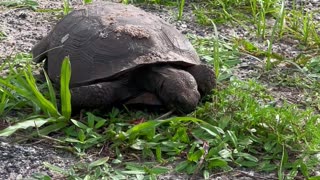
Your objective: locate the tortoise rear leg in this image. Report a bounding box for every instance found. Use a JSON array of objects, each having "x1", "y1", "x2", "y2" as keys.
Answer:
[
  {"x1": 186, "y1": 64, "x2": 216, "y2": 96},
  {"x1": 70, "y1": 80, "x2": 134, "y2": 110},
  {"x1": 134, "y1": 65, "x2": 201, "y2": 113}
]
